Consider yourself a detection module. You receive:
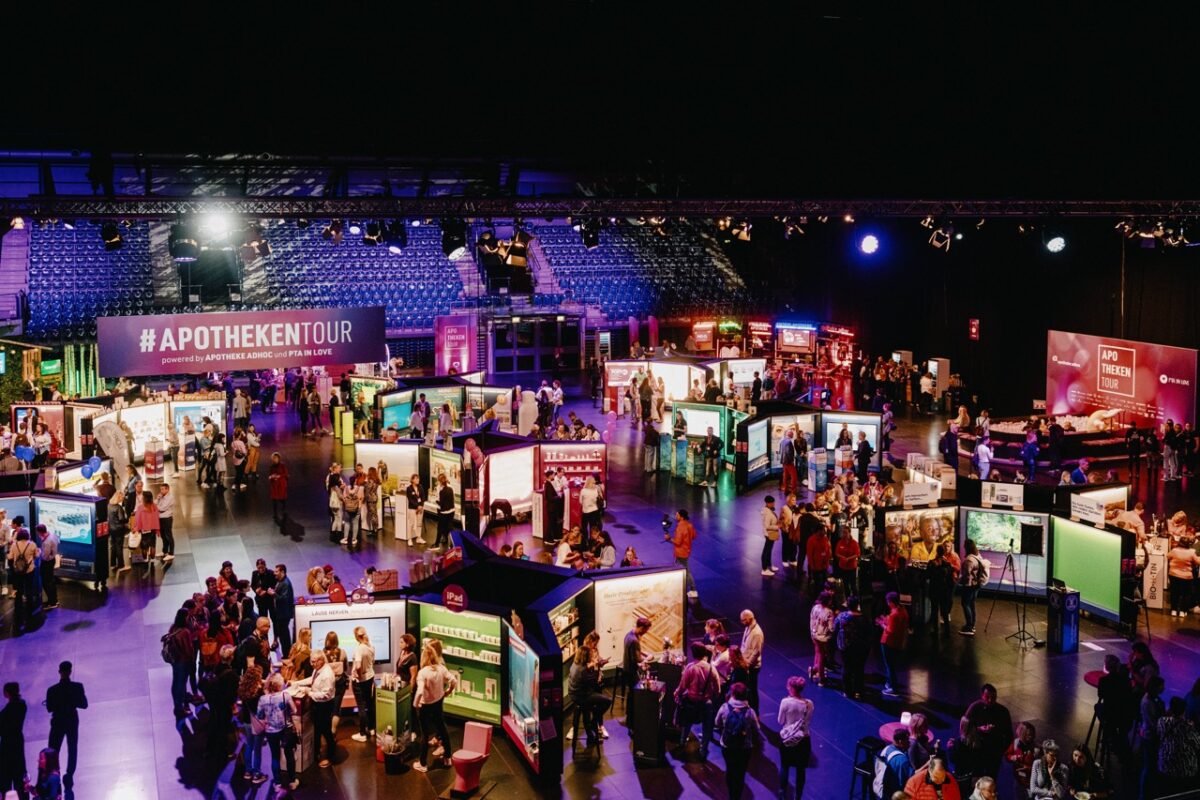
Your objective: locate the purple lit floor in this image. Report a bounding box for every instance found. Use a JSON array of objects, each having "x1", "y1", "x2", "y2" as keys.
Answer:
[{"x1": 3, "y1": 376, "x2": 1197, "y2": 799}]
